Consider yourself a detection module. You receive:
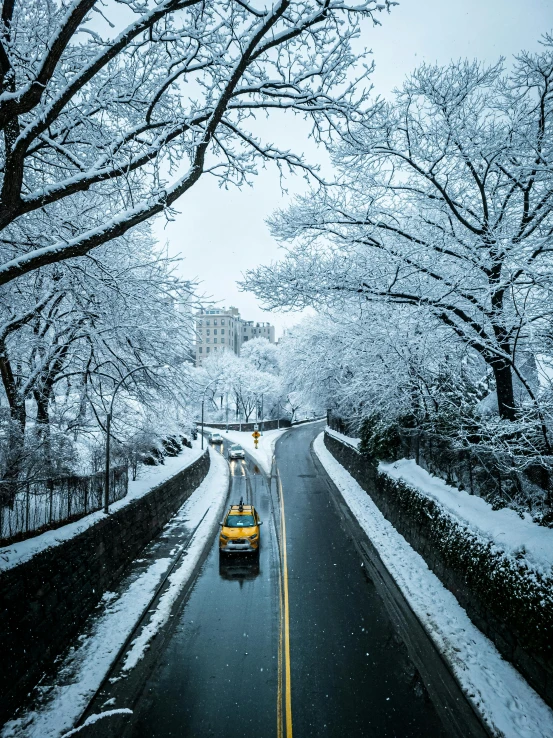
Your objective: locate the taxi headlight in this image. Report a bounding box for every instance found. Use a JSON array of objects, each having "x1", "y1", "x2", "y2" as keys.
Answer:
[
  {"x1": 220, "y1": 534, "x2": 229, "y2": 540},
  {"x1": 249, "y1": 533, "x2": 258, "y2": 540}
]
